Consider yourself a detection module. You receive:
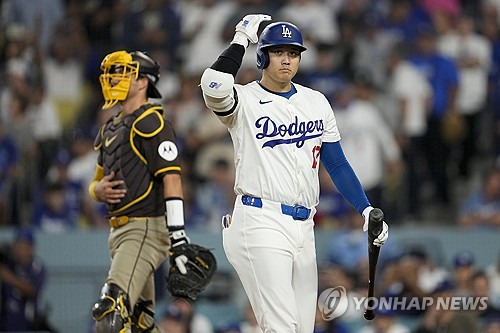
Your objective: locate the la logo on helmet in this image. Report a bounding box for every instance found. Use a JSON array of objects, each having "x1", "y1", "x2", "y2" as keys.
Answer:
[{"x1": 281, "y1": 25, "x2": 292, "y2": 38}]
